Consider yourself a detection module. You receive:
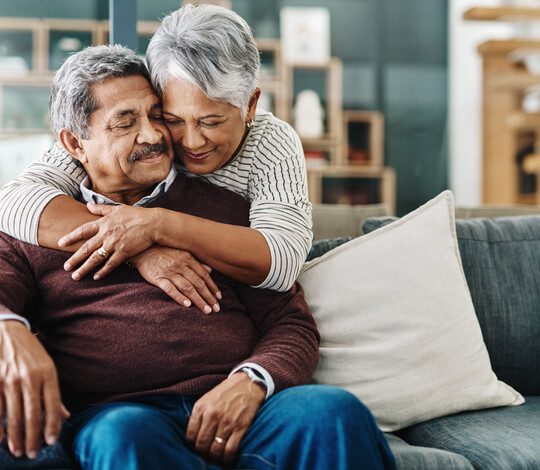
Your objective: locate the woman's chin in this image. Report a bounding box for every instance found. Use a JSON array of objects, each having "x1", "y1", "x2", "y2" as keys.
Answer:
[{"x1": 181, "y1": 158, "x2": 222, "y2": 175}]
